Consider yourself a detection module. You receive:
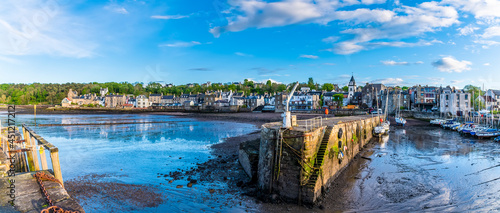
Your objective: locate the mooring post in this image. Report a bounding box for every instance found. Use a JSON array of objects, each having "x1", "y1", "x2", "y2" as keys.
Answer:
[
  {"x1": 39, "y1": 147, "x2": 49, "y2": 170},
  {"x1": 29, "y1": 133, "x2": 40, "y2": 171},
  {"x1": 50, "y1": 149, "x2": 64, "y2": 187},
  {"x1": 23, "y1": 127, "x2": 35, "y2": 171}
]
